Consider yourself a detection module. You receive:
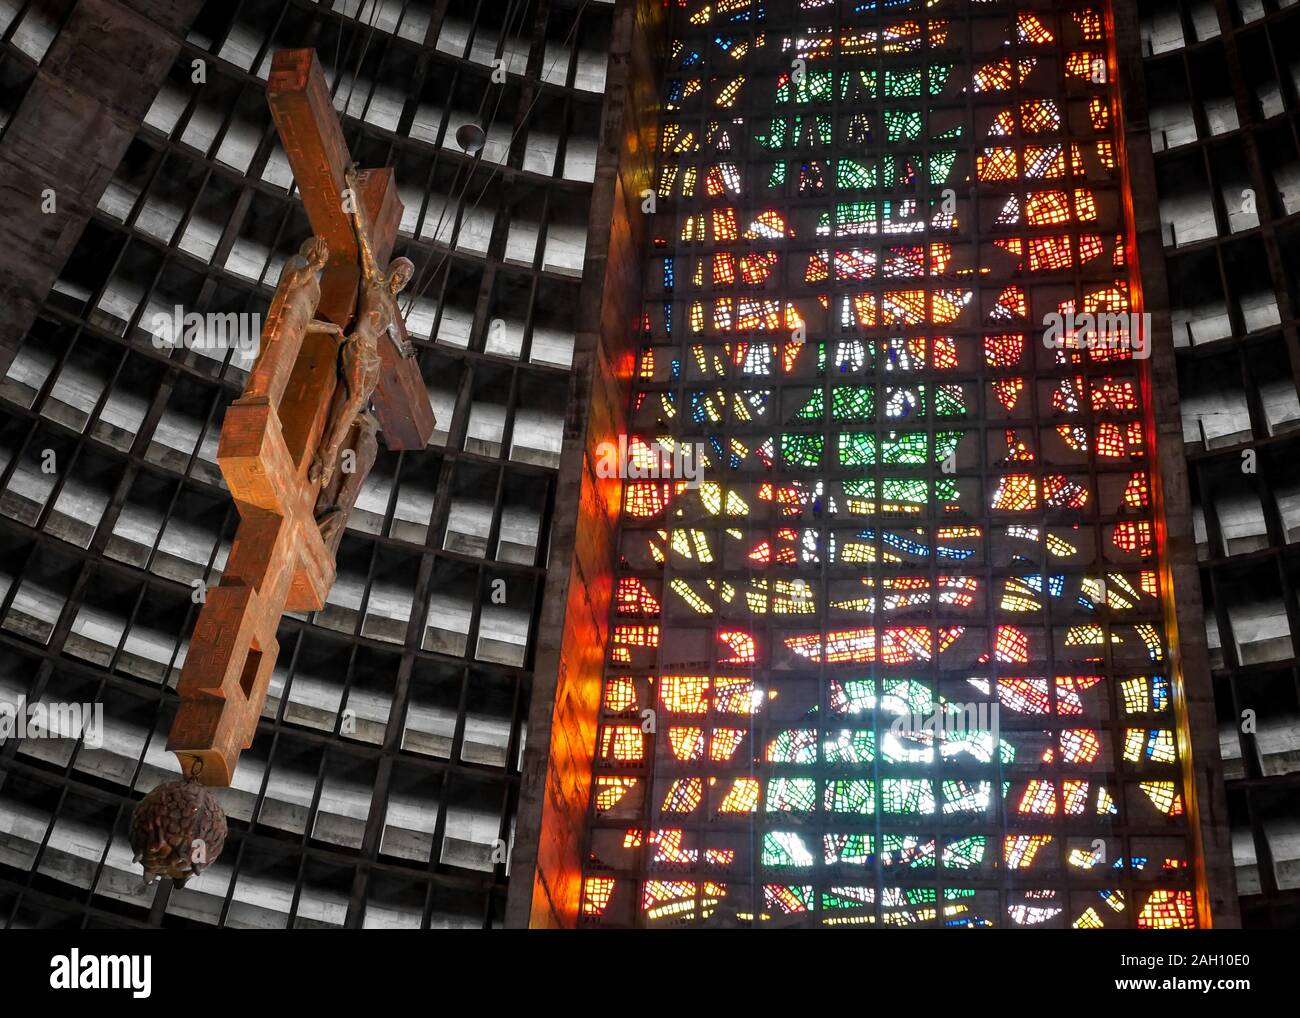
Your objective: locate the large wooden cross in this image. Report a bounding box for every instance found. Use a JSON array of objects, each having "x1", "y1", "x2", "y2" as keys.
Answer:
[{"x1": 167, "y1": 50, "x2": 435, "y2": 786}]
